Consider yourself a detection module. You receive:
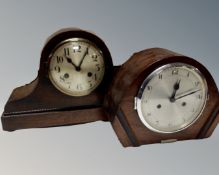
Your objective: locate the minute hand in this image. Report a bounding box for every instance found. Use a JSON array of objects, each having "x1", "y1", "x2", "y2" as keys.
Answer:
[
  {"x1": 78, "y1": 47, "x2": 88, "y2": 70},
  {"x1": 175, "y1": 89, "x2": 201, "y2": 100}
]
